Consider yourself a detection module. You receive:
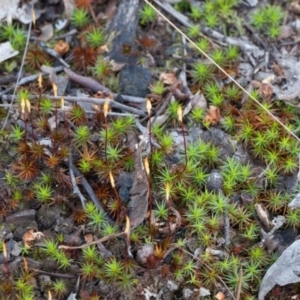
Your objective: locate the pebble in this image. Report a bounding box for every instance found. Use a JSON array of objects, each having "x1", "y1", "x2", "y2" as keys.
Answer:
[{"x1": 206, "y1": 169, "x2": 223, "y2": 192}]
